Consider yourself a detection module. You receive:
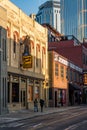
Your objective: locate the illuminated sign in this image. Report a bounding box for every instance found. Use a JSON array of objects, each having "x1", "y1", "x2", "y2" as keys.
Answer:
[
  {"x1": 83, "y1": 73, "x2": 87, "y2": 85},
  {"x1": 22, "y1": 55, "x2": 32, "y2": 68}
]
